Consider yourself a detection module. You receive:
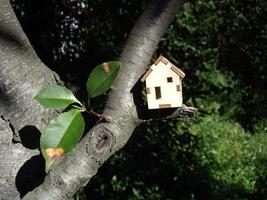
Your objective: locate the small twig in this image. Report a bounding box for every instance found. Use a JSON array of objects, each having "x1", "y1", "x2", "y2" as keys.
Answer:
[
  {"x1": 72, "y1": 105, "x2": 111, "y2": 122},
  {"x1": 139, "y1": 104, "x2": 198, "y2": 124},
  {"x1": 84, "y1": 109, "x2": 112, "y2": 122},
  {"x1": 167, "y1": 104, "x2": 198, "y2": 119}
]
